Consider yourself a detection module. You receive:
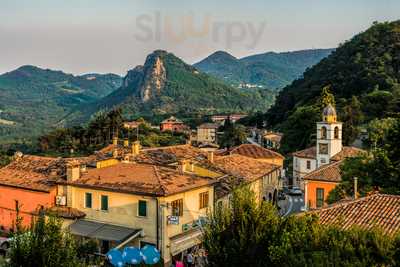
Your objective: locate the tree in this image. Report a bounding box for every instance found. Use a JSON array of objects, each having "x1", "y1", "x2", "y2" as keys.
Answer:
[
  {"x1": 328, "y1": 118, "x2": 400, "y2": 203},
  {"x1": 218, "y1": 119, "x2": 247, "y2": 149},
  {"x1": 204, "y1": 187, "x2": 399, "y2": 267},
  {"x1": 341, "y1": 96, "x2": 364, "y2": 145},
  {"x1": 8, "y1": 212, "x2": 83, "y2": 267},
  {"x1": 318, "y1": 85, "x2": 335, "y2": 109}
]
